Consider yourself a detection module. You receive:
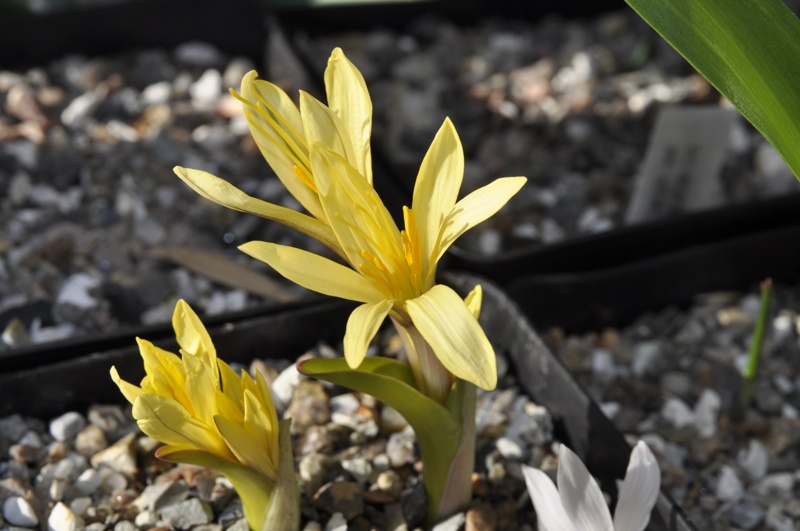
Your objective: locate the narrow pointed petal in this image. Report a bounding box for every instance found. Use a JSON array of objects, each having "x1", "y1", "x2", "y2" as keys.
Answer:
[
  {"x1": 174, "y1": 167, "x2": 342, "y2": 255},
  {"x1": 110, "y1": 367, "x2": 143, "y2": 404},
  {"x1": 613, "y1": 442, "x2": 661, "y2": 531},
  {"x1": 522, "y1": 465, "x2": 578, "y2": 531},
  {"x1": 325, "y1": 47, "x2": 372, "y2": 183},
  {"x1": 300, "y1": 91, "x2": 357, "y2": 171},
  {"x1": 238, "y1": 241, "x2": 383, "y2": 304},
  {"x1": 412, "y1": 118, "x2": 464, "y2": 266},
  {"x1": 405, "y1": 284, "x2": 496, "y2": 390},
  {"x1": 557, "y1": 445, "x2": 615, "y2": 531},
  {"x1": 173, "y1": 299, "x2": 216, "y2": 359},
  {"x1": 344, "y1": 300, "x2": 393, "y2": 369},
  {"x1": 237, "y1": 72, "x2": 325, "y2": 220},
  {"x1": 217, "y1": 359, "x2": 244, "y2": 406},
  {"x1": 464, "y1": 285, "x2": 482, "y2": 319},
  {"x1": 435, "y1": 177, "x2": 527, "y2": 262},
  {"x1": 310, "y1": 145, "x2": 402, "y2": 271}
]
